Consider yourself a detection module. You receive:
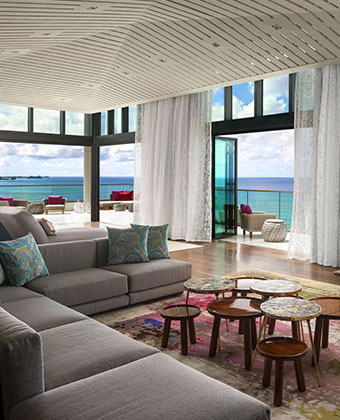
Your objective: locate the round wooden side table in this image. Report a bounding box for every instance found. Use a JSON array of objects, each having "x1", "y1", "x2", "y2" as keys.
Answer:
[
  {"x1": 258, "y1": 336, "x2": 308, "y2": 406},
  {"x1": 160, "y1": 304, "x2": 201, "y2": 355},
  {"x1": 207, "y1": 297, "x2": 263, "y2": 370},
  {"x1": 183, "y1": 277, "x2": 235, "y2": 304},
  {"x1": 253, "y1": 297, "x2": 322, "y2": 386},
  {"x1": 310, "y1": 297, "x2": 340, "y2": 364}
]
